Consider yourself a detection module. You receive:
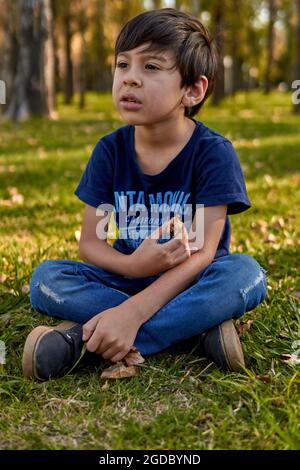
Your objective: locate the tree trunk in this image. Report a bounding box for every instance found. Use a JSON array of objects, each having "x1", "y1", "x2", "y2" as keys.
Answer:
[
  {"x1": 294, "y1": 0, "x2": 300, "y2": 114},
  {"x1": 5, "y1": 0, "x2": 51, "y2": 121},
  {"x1": 1, "y1": 1, "x2": 19, "y2": 109},
  {"x1": 230, "y1": 0, "x2": 243, "y2": 94},
  {"x1": 212, "y1": 0, "x2": 225, "y2": 105},
  {"x1": 44, "y1": 0, "x2": 56, "y2": 118},
  {"x1": 264, "y1": 0, "x2": 276, "y2": 94},
  {"x1": 190, "y1": 0, "x2": 200, "y2": 17},
  {"x1": 91, "y1": 0, "x2": 111, "y2": 92},
  {"x1": 152, "y1": 0, "x2": 163, "y2": 8},
  {"x1": 78, "y1": 0, "x2": 87, "y2": 110},
  {"x1": 63, "y1": 9, "x2": 73, "y2": 104}
]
